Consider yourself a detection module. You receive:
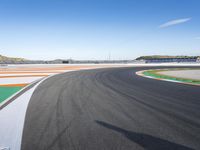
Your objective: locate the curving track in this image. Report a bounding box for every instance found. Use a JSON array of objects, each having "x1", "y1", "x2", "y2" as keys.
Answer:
[{"x1": 21, "y1": 67, "x2": 200, "y2": 150}]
